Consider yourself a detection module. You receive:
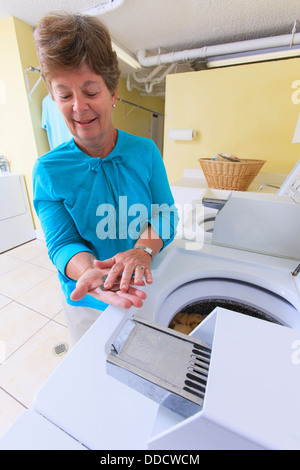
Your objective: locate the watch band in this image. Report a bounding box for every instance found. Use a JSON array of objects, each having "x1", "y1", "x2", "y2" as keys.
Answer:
[{"x1": 134, "y1": 245, "x2": 154, "y2": 259}]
